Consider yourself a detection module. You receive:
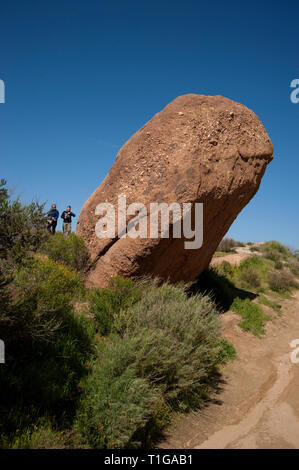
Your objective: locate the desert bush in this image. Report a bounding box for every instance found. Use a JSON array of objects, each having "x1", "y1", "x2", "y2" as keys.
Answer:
[
  {"x1": 116, "y1": 284, "x2": 230, "y2": 402},
  {"x1": 267, "y1": 241, "x2": 291, "y2": 256},
  {"x1": 16, "y1": 256, "x2": 83, "y2": 308},
  {"x1": 1, "y1": 417, "x2": 64, "y2": 449},
  {"x1": 263, "y1": 248, "x2": 282, "y2": 264},
  {"x1": 239, "y1": 266, "x2": 261, "y2": 289},
  {"x1": 77, "y1": 283, "x2": 232, "y2": 448},
  {"x1": 235, "y1": 256, "x2": 271, "y2": 285},
  {"x1": 0, "y1": 257, "x2": 82, "y2": 349},
  {"x1": 215, "y1": 261, "x2": 233, "y2": 278},
  {"x1": 0, "y1": 178, "x2": 48, "y2": 269},
  {"x1": 89, "y1": 276, "x2": 142, "y2": 335},
  {"x1": 76, "y1": 338, "x2": 159, "y2": 449},
  {"x1": 2, "y1": 256, "x2": 84, "y2": 344},
  {"x1": 134, "y1": 394, "x2": 171, "y2": 447},
  {"x1": 0, "y1": 256, "x2": 94, "y2": 437},
  {"x1": 0, "y1": 308, "x2": 95, "y2": 435},
  {"x1": 238, "y1": 256, "x2": 267, "y2": 271},
  {"x1": 274, "y1": 260, "x2": 284, "y2": 270},
  {"x1": 287, "y1": 257, "x2": 299, "y2": 276},
  {"x1": 268, "y1": 270, "x2": 298, "y2": 293},
  {"x1": 43, "y1": 232, "x2": 89, "y2": 272},
  {"x1": 217, "y1": 338, "x2": 237, "y2": 361},
  {"x1": 231, "y1": 297, "x2": 270, "y2": 336},
  {"x1": 217, "y1": 238, "x2": 244, "y2": 253},
  {"x1": 260, "y1": 241, "x2": 290, "y2": 263}
]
